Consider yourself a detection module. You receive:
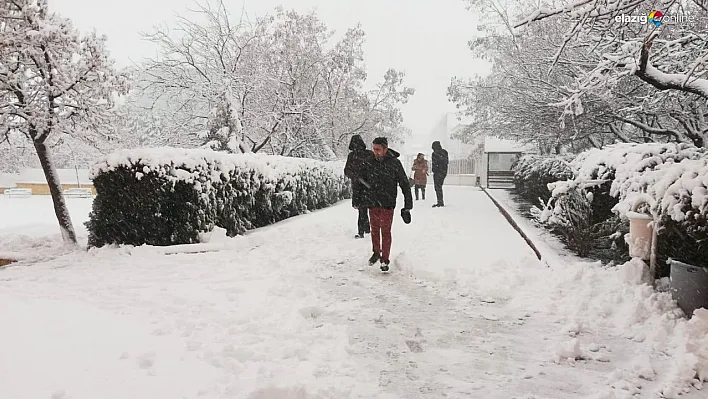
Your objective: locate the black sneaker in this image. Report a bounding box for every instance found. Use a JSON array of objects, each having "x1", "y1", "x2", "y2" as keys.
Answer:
[
  {"x1": 368, "y1": 252, "x2": 381, "y2": 265},
  {"x1": 355, "y1": 233, "x2": 365, "y2": 239},
  {"x1": 380, "y1": 260, "x2": 390, "y2": 272}
]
